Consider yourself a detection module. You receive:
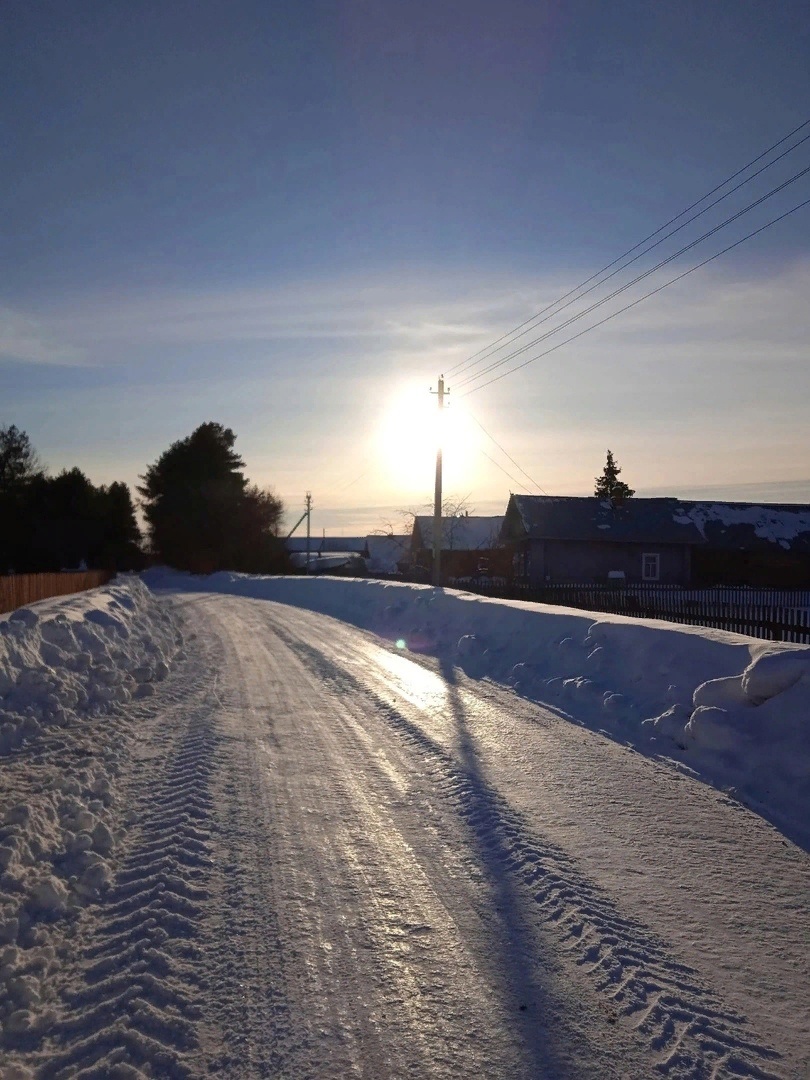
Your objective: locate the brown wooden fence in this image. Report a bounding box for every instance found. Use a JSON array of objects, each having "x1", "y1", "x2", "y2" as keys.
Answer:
[{"x1": 0, "y1": 571, "x2": 114, "y2": 615}]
